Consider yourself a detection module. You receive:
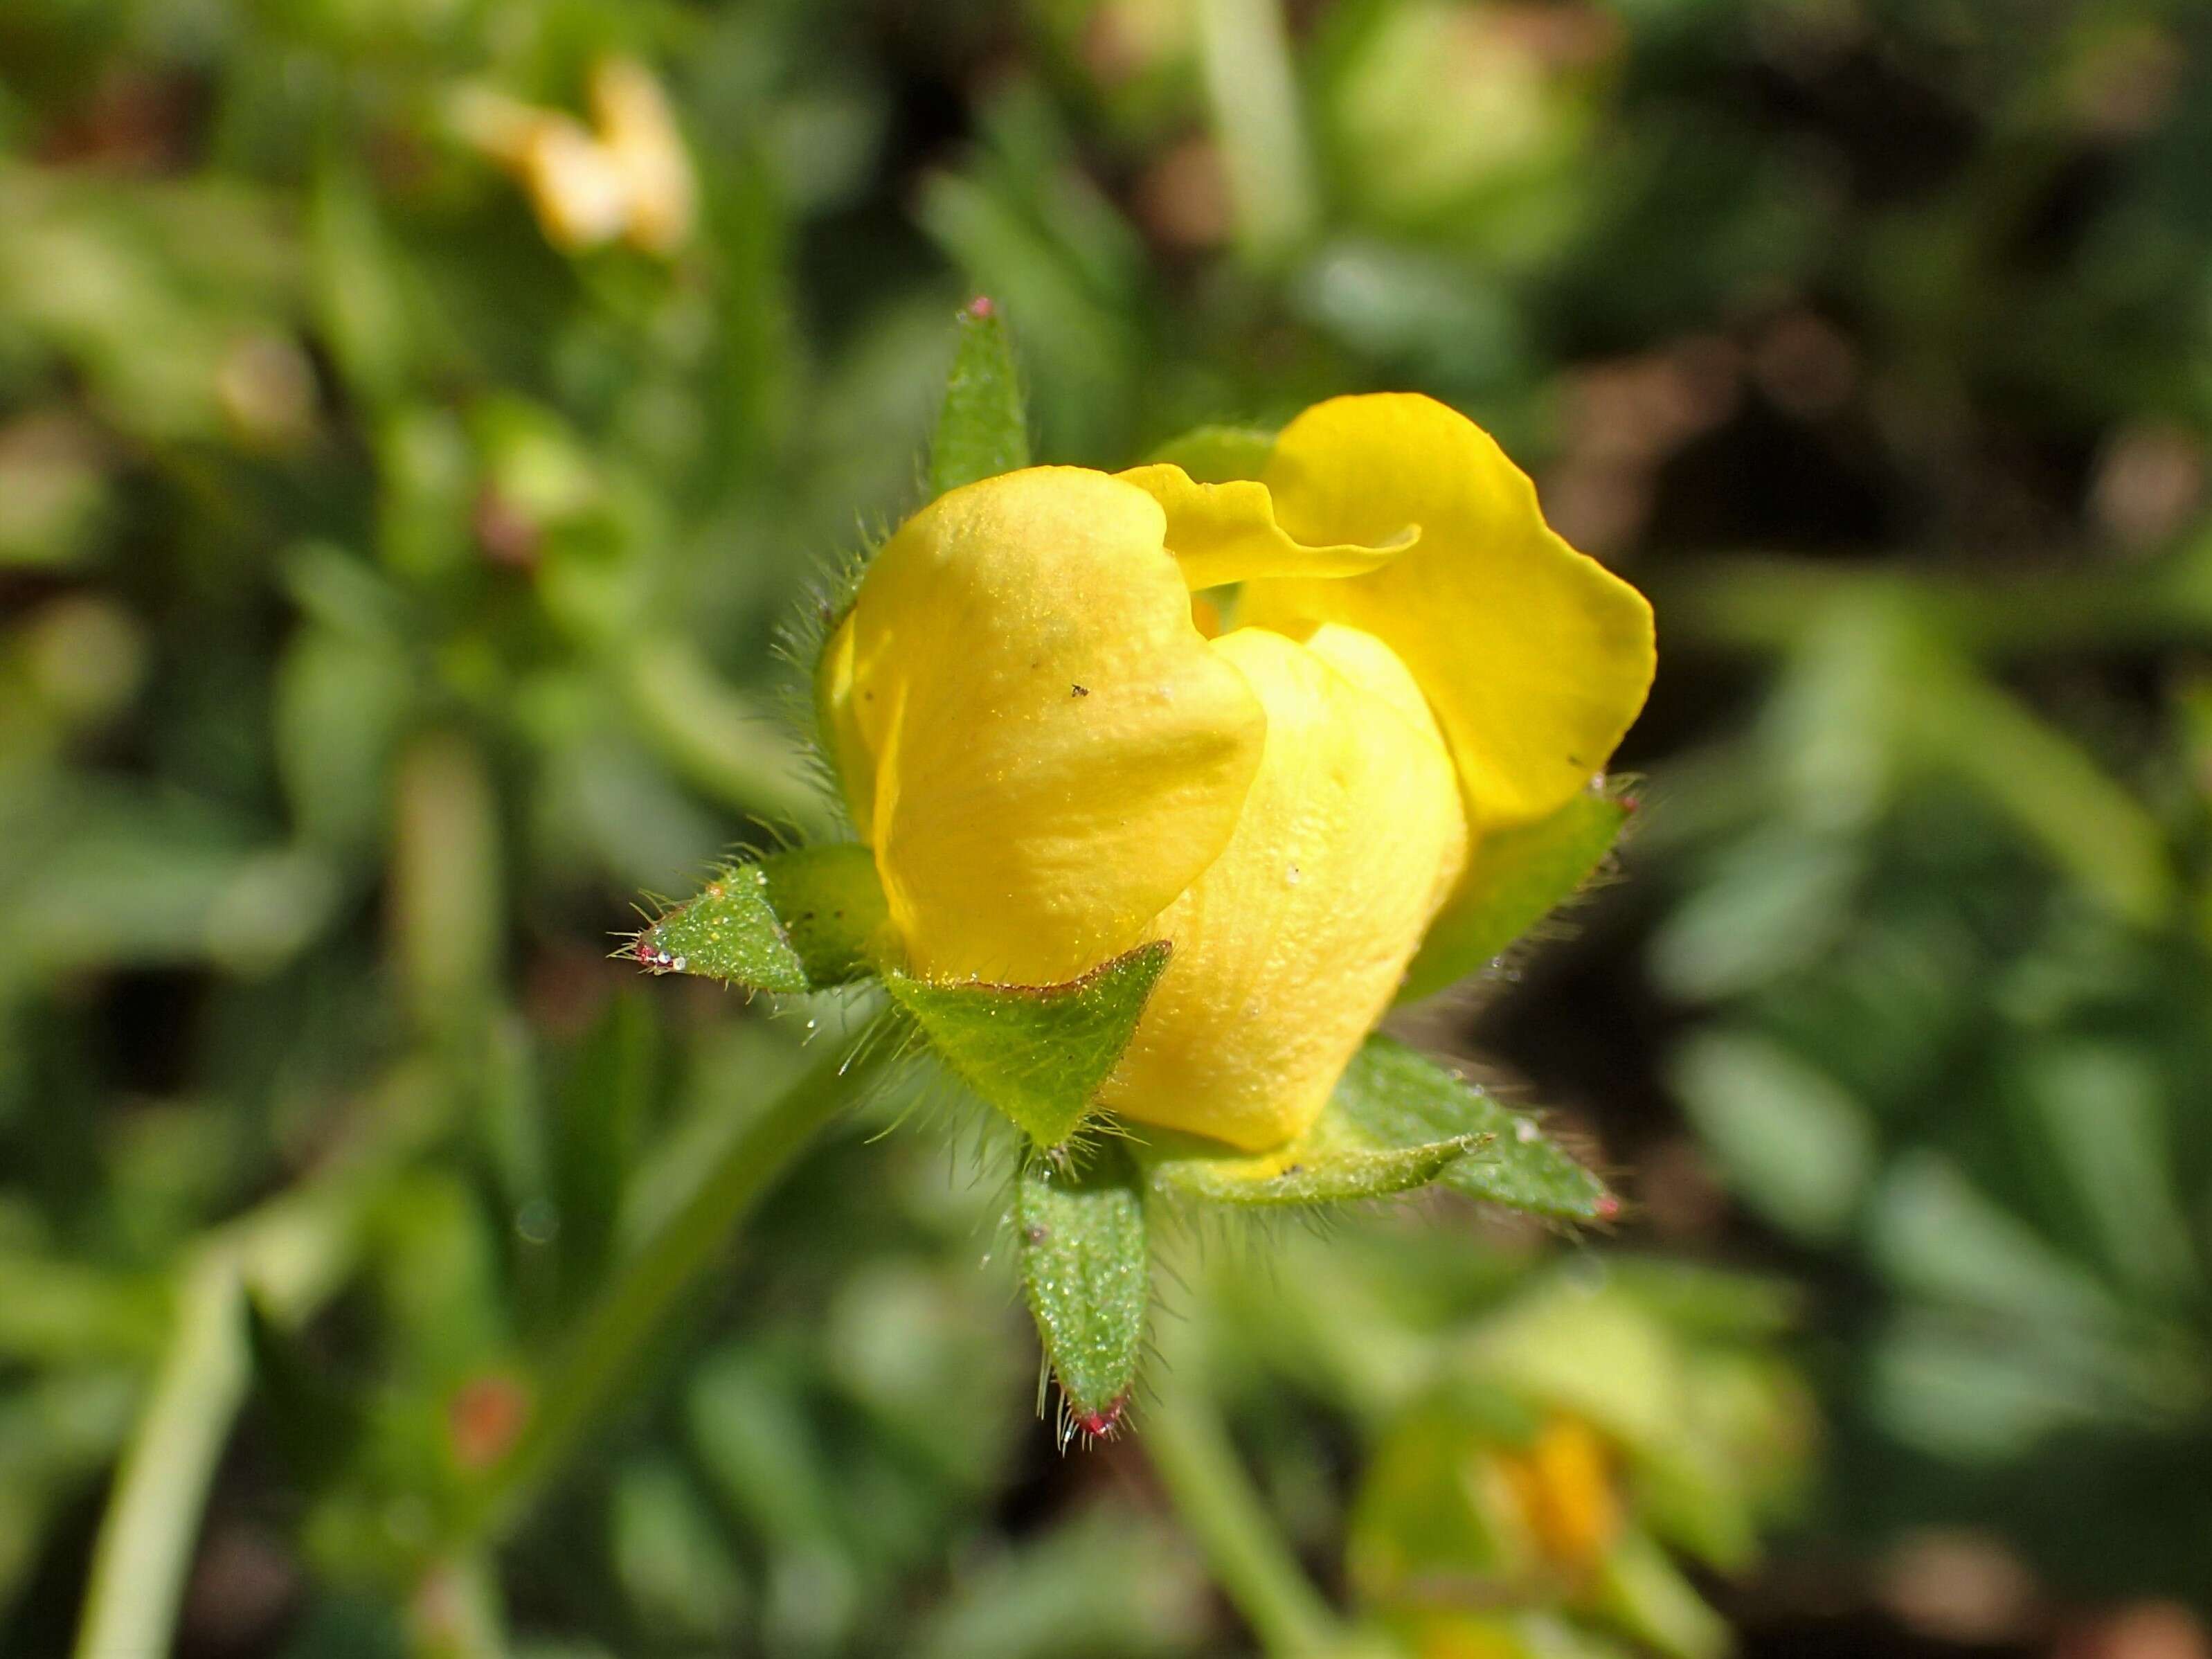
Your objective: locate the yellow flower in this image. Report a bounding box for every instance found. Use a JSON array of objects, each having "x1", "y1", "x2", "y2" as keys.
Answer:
[
  {"x1": 823, "y1": 393, "x2": 1652, "y2": 1150},
  {"x1": 455, "y1": 58, "x2": 695, "y2": 256},
  {"x1": 1495, "y1": 1417, "x2": 1621, "y2": 1575}
]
